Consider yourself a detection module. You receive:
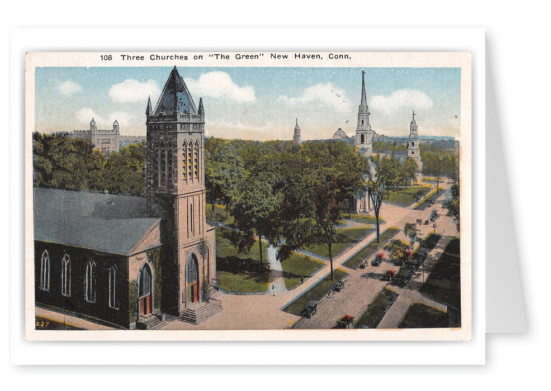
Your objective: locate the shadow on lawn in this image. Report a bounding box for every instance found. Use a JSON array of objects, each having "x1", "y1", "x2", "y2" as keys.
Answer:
[{"x1": 216, "y1": 256, "x2": 270, "y2": 283}]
